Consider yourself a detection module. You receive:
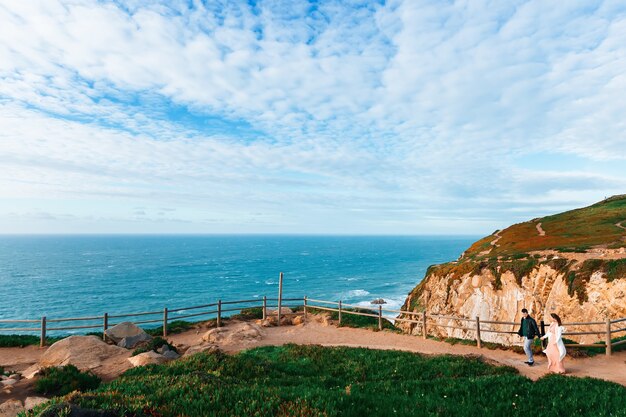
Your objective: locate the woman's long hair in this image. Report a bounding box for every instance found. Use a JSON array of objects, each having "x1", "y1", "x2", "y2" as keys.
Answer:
[{"x1": 550, "y1": 313, "x2": 562, "y2": 326}]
